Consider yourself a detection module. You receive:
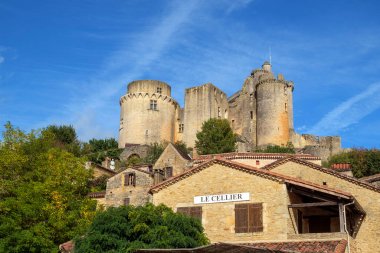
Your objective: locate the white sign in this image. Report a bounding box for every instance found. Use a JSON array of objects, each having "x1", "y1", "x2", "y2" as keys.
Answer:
[{"x1": 194, "y1": 192, "x2": 250, "y2": 204}]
